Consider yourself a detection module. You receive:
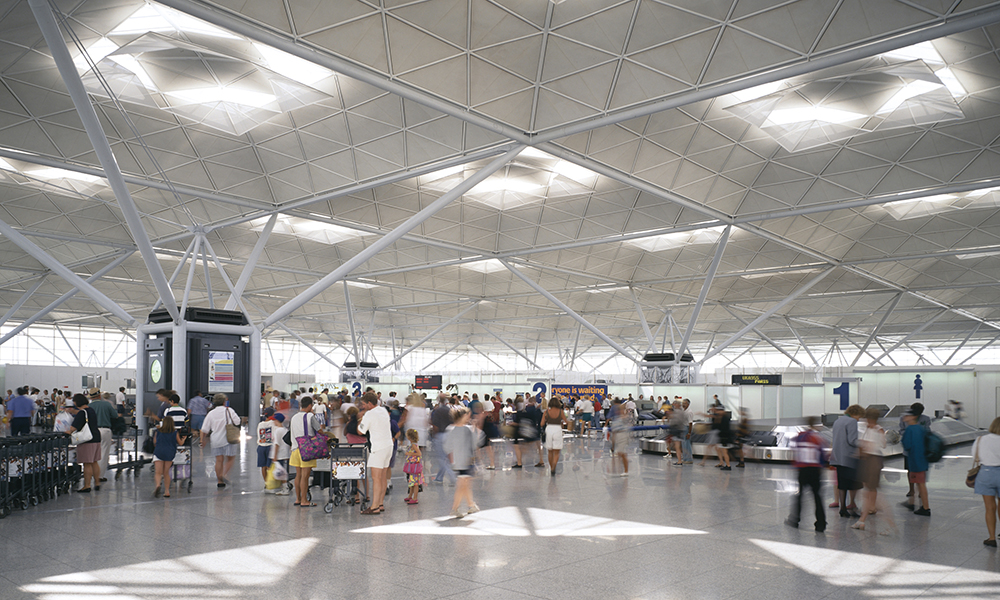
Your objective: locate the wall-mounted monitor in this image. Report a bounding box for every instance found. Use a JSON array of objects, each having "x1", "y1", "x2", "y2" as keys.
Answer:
[{"x1": 415, "y1": 375, "x2": 442, "y2": 389}]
